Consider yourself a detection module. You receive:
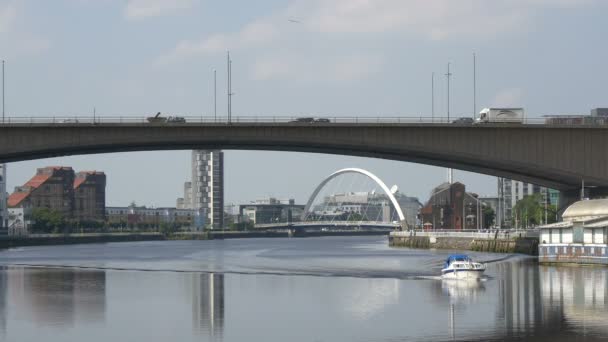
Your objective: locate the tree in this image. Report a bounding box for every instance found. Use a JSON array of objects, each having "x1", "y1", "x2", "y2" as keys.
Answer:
[
  {"x1": 31, "y1": 208, "x2": 65, "y2": 234},
  {"x1": 482, "y1": 206, "x2": 495, "y2": 228},
  {"x1": 160, "y1": 222, "x2": 178, "y2": 236},
  {"x1": 512, "y1": 194, "x2": 556, "y2": 228}
]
